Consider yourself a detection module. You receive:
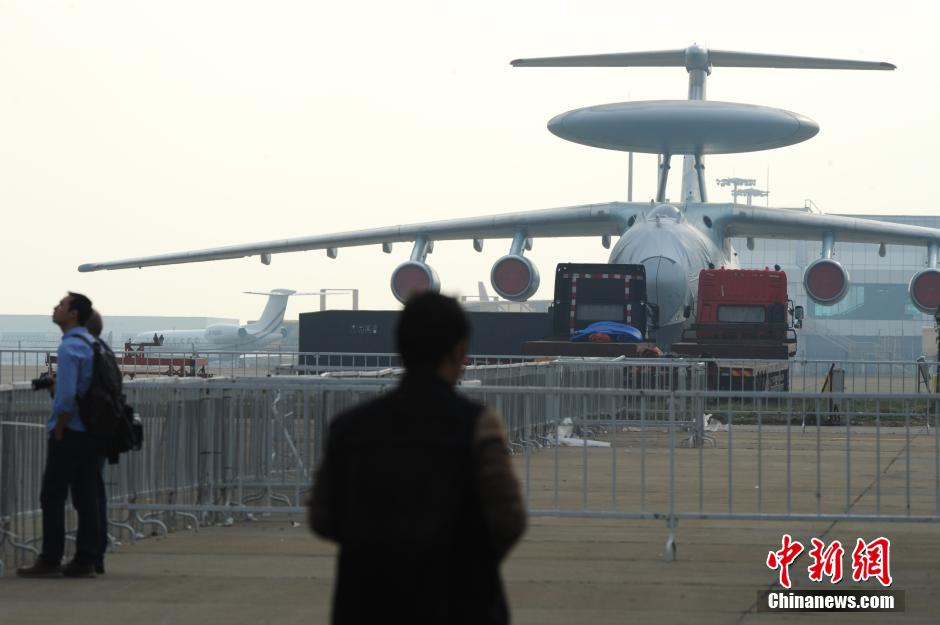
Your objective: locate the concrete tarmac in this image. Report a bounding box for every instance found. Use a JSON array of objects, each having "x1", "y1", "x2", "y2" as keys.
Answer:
[
  {"x1": 0, "y1": 514, "x2": 935, "y2": 624},
  {"x1": 2, "y1": 424, "x2": 937, "y2": 624}
]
